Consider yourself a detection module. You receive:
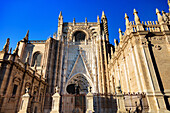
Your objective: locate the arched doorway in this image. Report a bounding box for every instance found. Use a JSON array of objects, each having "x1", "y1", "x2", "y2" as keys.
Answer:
[{"x1": 62, "y1": 74, "x2": 90, "y2": 113}]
